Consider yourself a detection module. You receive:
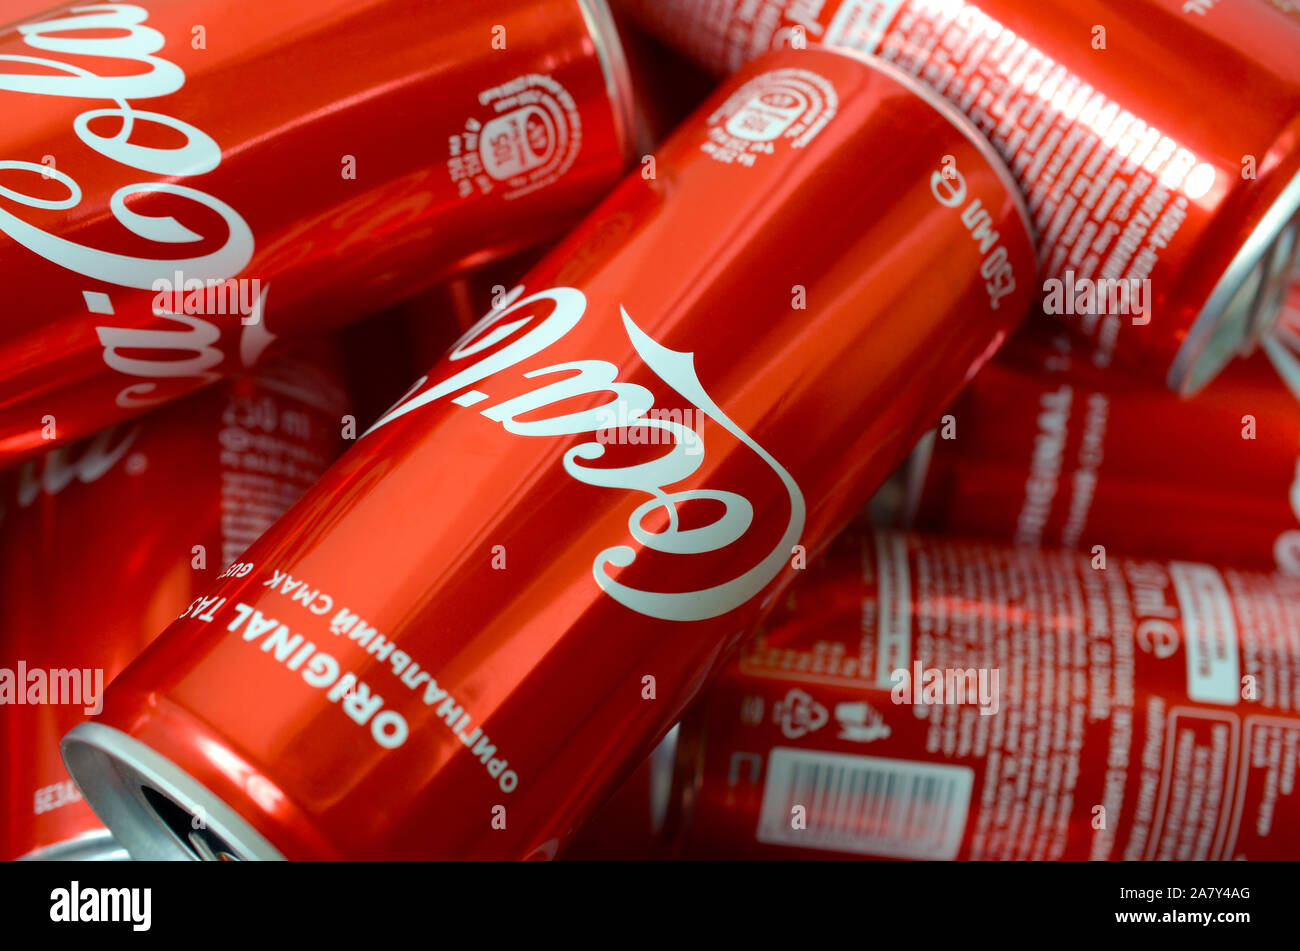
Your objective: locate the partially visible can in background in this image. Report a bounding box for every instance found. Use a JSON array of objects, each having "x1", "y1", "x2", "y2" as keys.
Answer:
[
  {"x1": 0, "y1": 342, "x2": 348, "y2": 861},
  {"x1": 583, "y1": 528, "x2": 1300, "y2": 860},
  {"x1": 615, "y1": 0, "x2": 1300, "y2": 393},
  {"x1": 0, "y1": 0, "x2": 634, "y2": 464},
  {"x1": 61, "y1": 45, "x2": 1036, "y2": 860},
  {"x1": 906, "y1": 321, "x2": 1300, "y2": 574}
]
